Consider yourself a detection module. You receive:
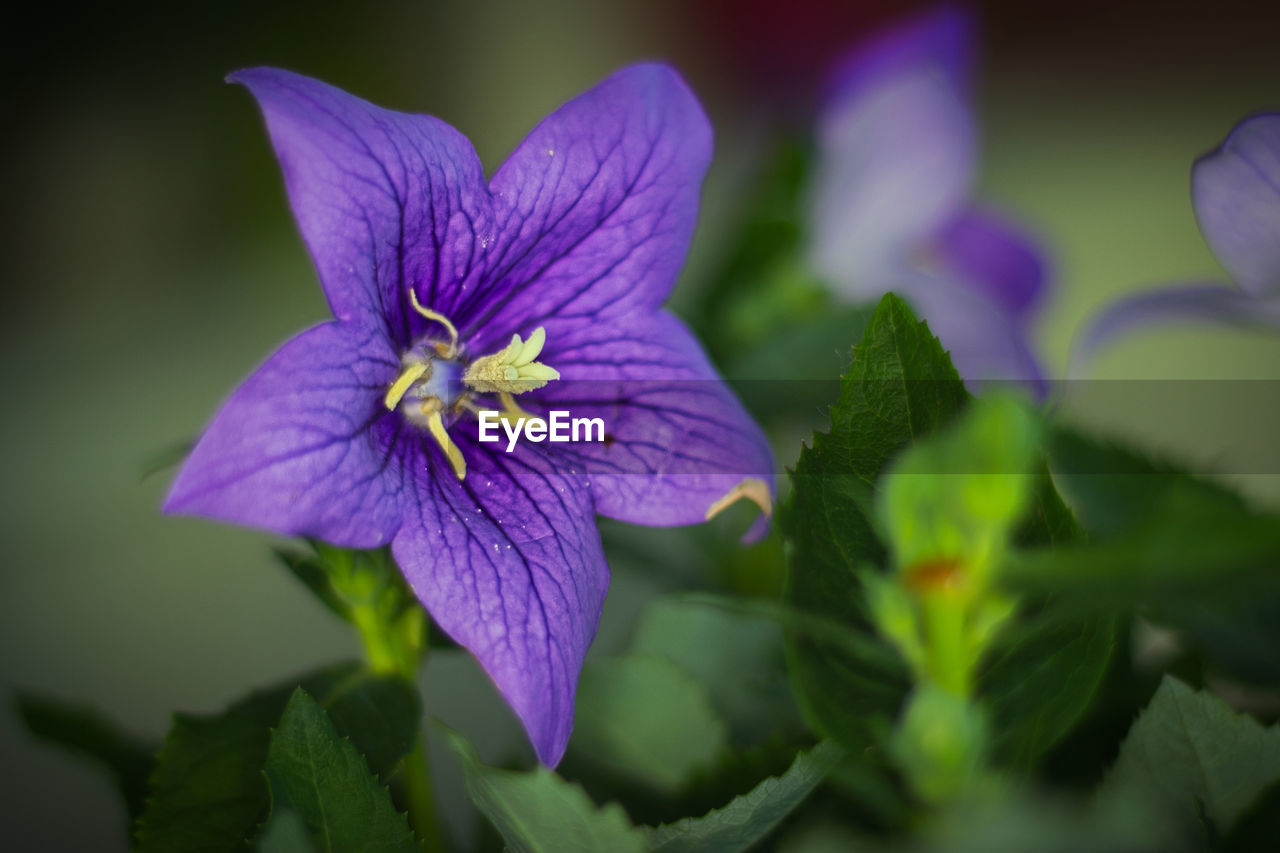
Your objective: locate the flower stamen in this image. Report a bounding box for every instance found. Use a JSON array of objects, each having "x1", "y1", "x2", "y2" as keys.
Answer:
[
  {"x1": 408, "y1": 289, "x2": 459, "y2": 358},
  {"x1": 421, "y1": 398, "x2": 467, "y2": 480},
  {"x1": 384, "y1": 360, "x2": 430, "y2": 411},
  {"x1": 465, "y1": 327, "x2": 560, "y2": 394}
]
